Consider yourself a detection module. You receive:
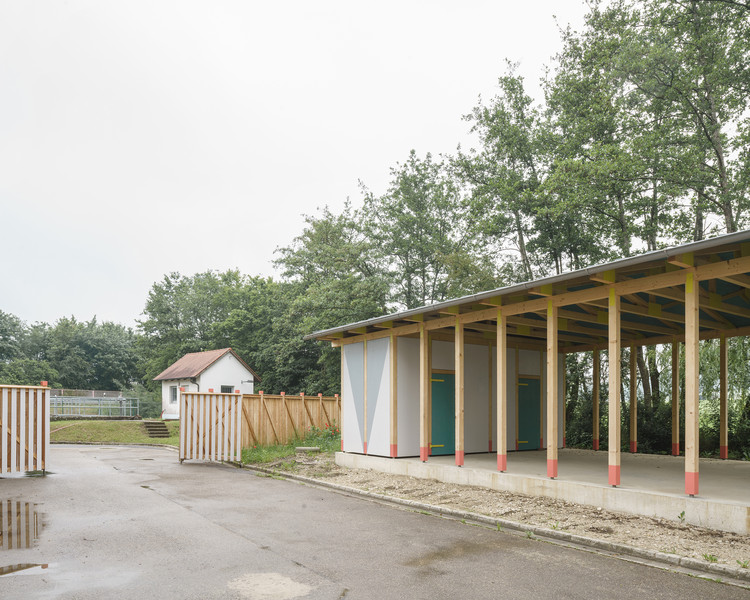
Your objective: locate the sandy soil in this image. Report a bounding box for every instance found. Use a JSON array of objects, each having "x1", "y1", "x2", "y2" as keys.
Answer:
[{"x1": 272, "y1": 452, "x2": 750, "y2": 569}]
